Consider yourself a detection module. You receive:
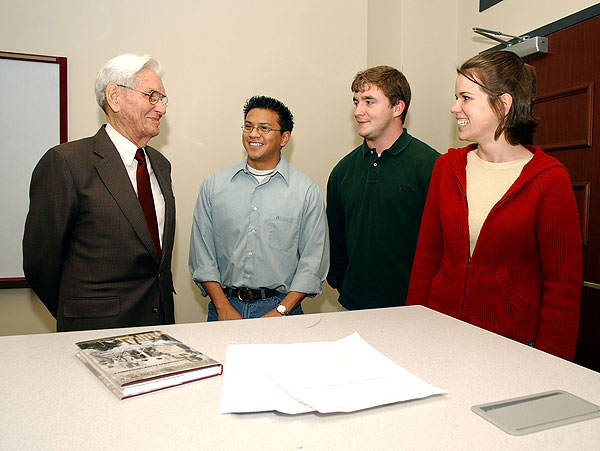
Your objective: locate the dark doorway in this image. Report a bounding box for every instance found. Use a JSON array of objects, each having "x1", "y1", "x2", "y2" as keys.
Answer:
[{"x1": 529, "y1": 12, "x2": 600, "y2": 372}]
